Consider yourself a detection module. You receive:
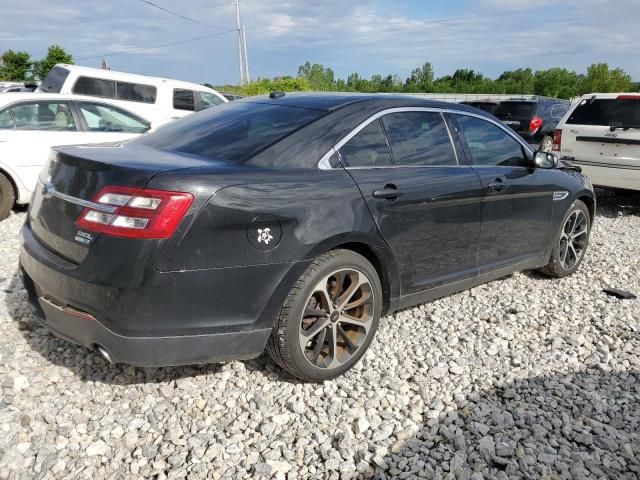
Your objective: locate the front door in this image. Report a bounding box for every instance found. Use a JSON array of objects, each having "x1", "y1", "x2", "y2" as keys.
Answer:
[
  {"x1": 339, "y1": 110, "x2": 483, "y2": 295},
  {"x1": 451, "y1": 113, "x2": 555, "y2": 273}
]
